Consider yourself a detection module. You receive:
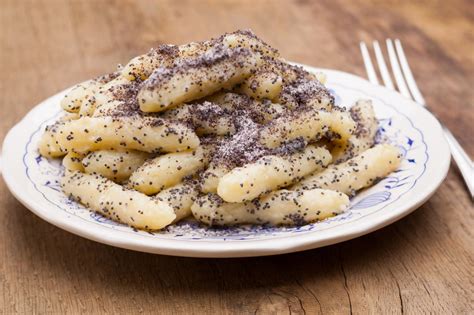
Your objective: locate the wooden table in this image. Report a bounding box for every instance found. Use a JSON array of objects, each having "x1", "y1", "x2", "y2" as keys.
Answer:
[{"x1": 1, "y1": 0, "x2": 472, "y2": 313}]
